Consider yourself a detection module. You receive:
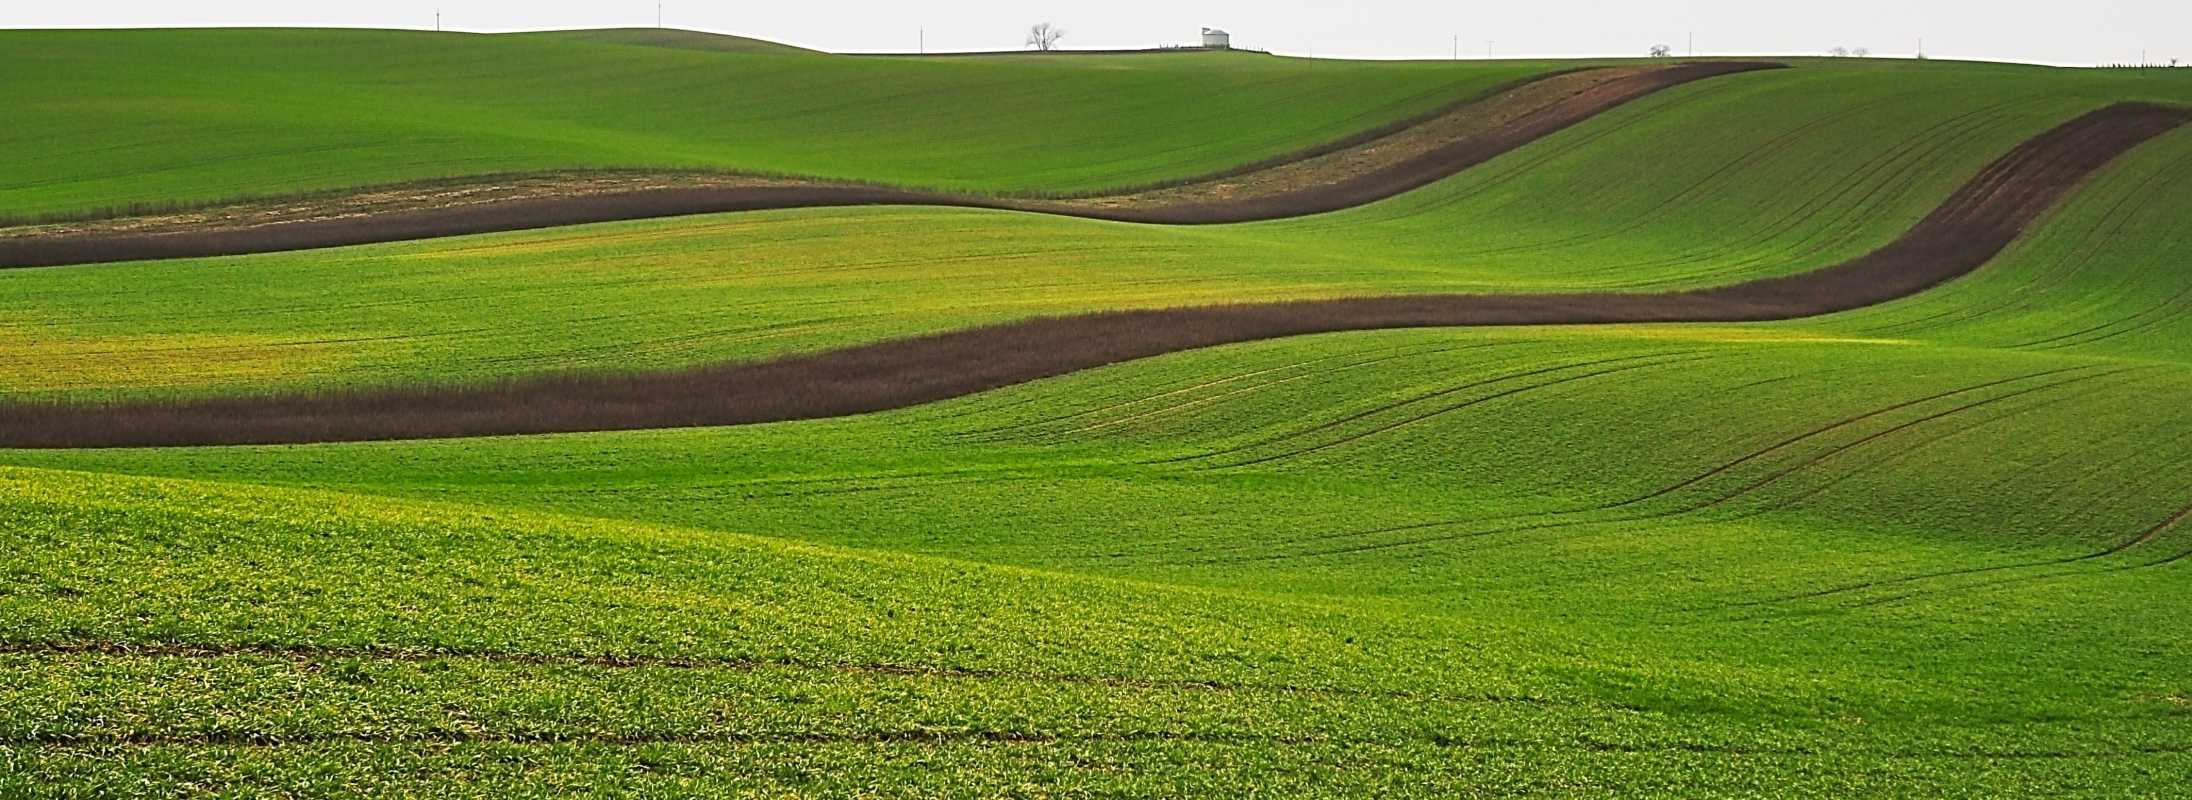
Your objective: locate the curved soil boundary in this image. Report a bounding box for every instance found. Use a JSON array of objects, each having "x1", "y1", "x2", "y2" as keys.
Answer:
[
  {"x1": 1, "y1": 103, "x2": 2182, "y2": 449},
  {"x1": 0, "y1": 62, "x2": 1778, "y2": 269}
]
